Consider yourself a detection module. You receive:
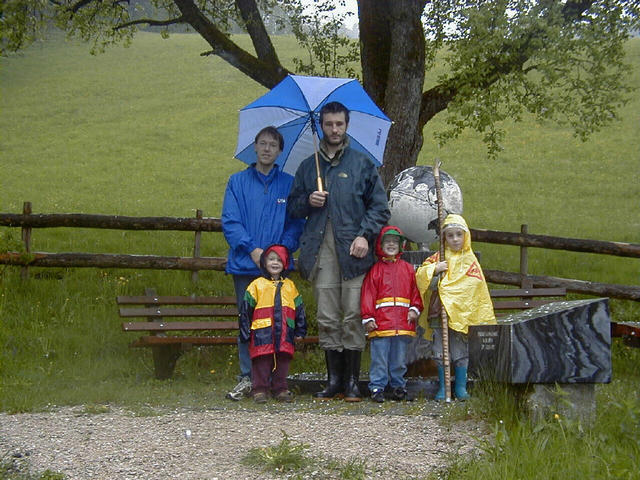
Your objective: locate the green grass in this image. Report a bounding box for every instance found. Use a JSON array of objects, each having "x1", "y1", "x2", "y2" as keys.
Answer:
[
  {"x1": 242, "y1": 431, "x2": 368, "y2": 479},
  {"x1": 242, "y1": 432, "x2": 312, "y2": 474},
  {"x1": 0, "y1": 455, "x2": 66, "y2": 480},
  {"x1": 1, "y1": 30, "x2": 640, "y2": 480}
]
